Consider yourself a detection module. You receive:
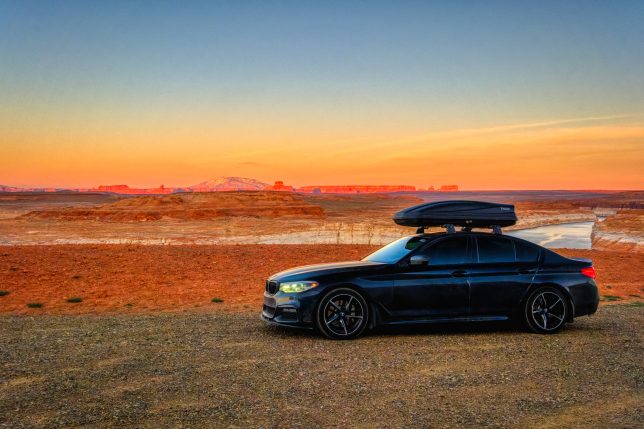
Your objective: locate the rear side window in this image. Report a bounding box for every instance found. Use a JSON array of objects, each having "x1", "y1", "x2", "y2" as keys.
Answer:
[
  {"x1": 514, "y1": 240, "x2": 540, "y2": 263},
  {"x1": 425, "y1": 237, "x2": 468, "y2": 266},
  {"x1": 477, "y1": 236, "x2": 515, "y2": 263}
]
